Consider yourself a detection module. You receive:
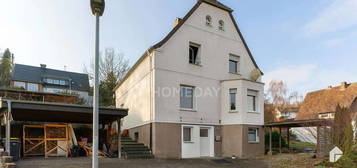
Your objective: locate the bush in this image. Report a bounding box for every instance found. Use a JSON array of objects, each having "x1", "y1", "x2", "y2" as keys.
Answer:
[{"x1": 265, "y1": 130, "x2": 287, "y2": 148}]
